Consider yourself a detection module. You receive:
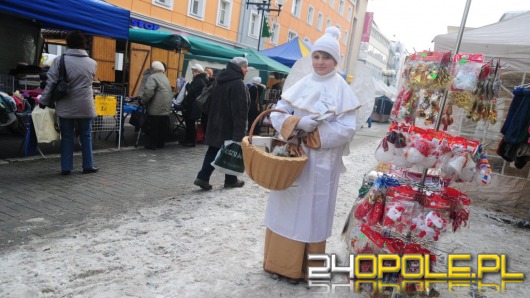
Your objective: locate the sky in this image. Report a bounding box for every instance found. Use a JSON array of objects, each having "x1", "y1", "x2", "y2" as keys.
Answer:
[{"x1": 366, "y1": 0, "x2": 530, "y2": 53}]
